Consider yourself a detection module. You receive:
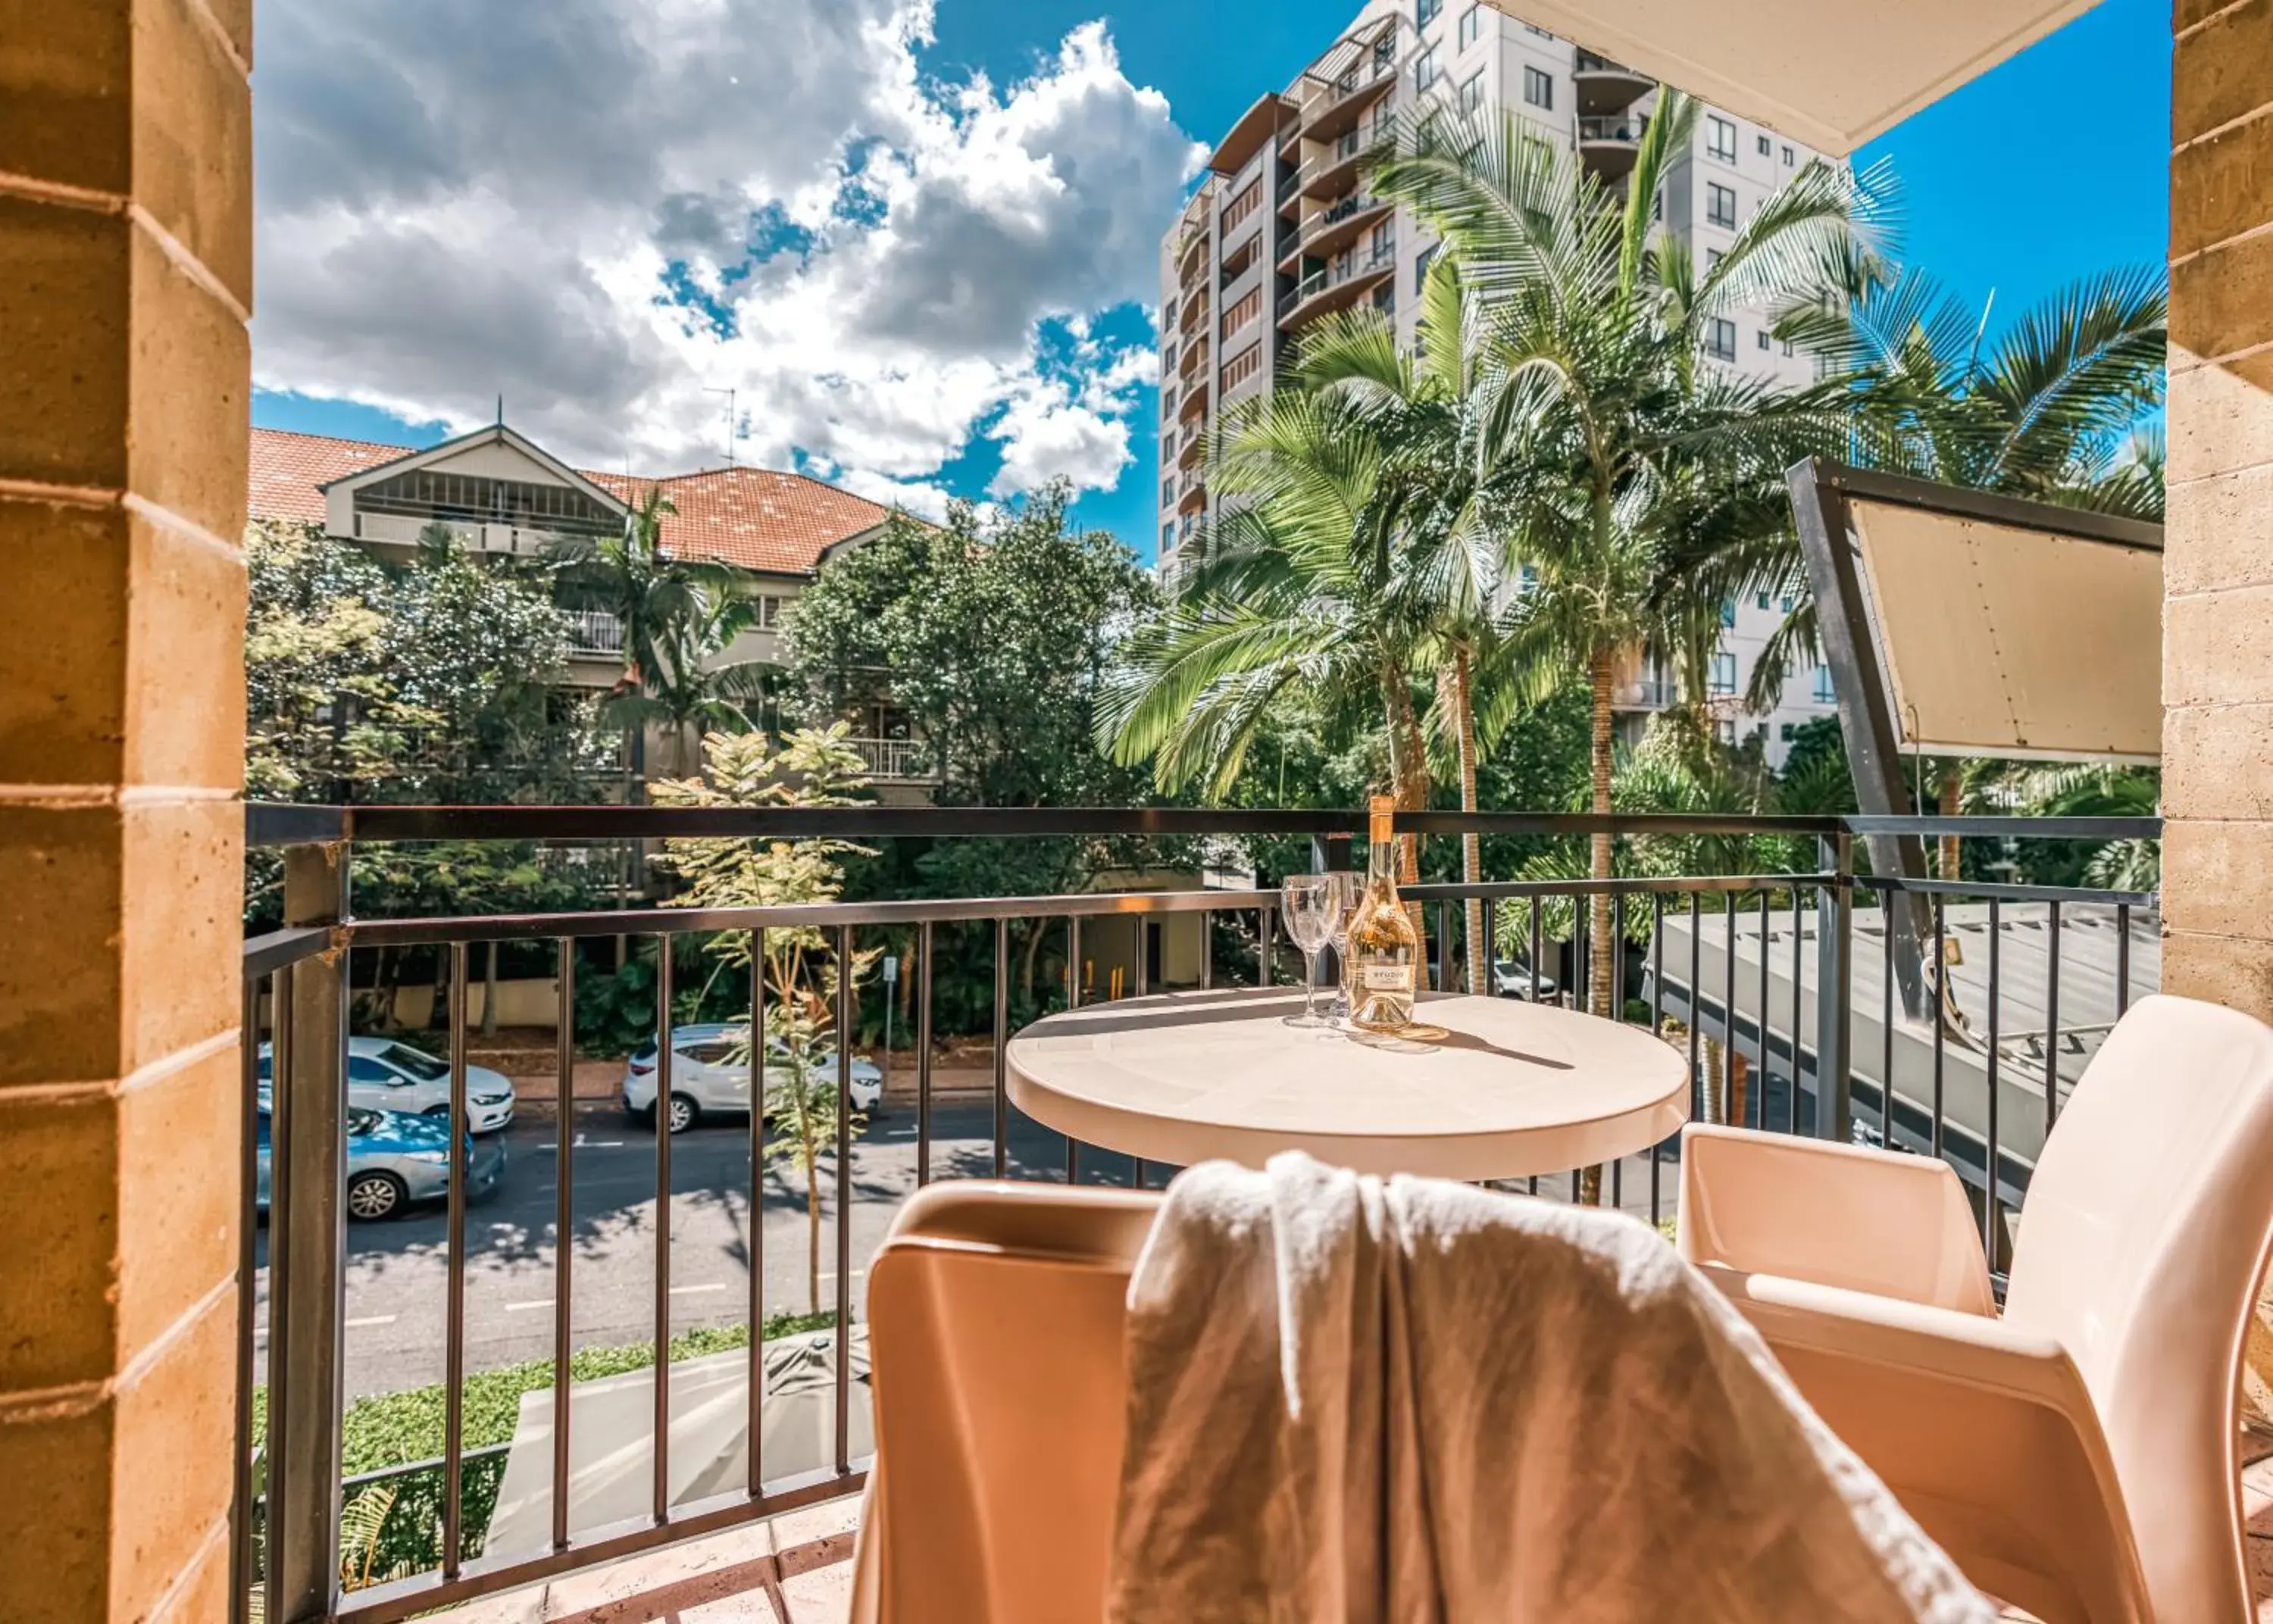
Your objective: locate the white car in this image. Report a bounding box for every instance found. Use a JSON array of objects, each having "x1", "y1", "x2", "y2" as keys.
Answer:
[
  {"x1": 1491, "y1": 958, "x2": 1560, "y2": 1001},
  {"x1": 257, "y1": 1036, "x2": 517, "y2": 1134},
  {"x1": 621, "y1": 1021, "x2": 884, "y2": 1134}
]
